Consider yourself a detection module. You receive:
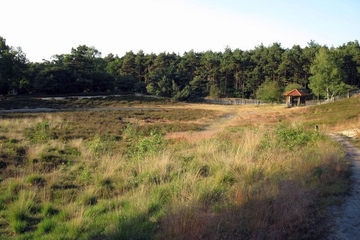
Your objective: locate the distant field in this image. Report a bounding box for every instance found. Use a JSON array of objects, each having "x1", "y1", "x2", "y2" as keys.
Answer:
[
  {"x1": 0, "y1": 95, "x2": 355, "y2": 239},
  {"x1": 0, "y1": 94, "x2": 177, "y2": 110}
]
